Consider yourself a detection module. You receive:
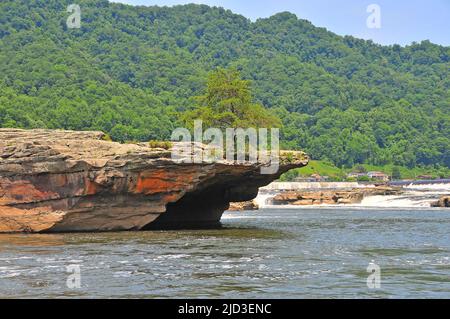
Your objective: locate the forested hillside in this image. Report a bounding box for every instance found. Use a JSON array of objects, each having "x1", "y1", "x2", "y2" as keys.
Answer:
[{"x1": 0, "y1": 0, "x2": 449, "y2": 168}]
